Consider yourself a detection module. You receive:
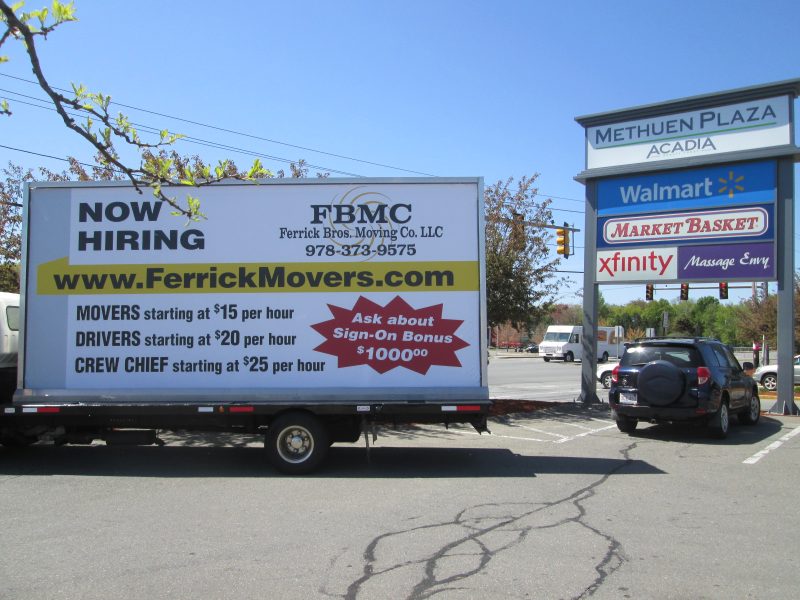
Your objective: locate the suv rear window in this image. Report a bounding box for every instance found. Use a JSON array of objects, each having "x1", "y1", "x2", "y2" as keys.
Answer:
[{"x1": 621, "y1": 345, "x2": 702, "y2": 368}]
